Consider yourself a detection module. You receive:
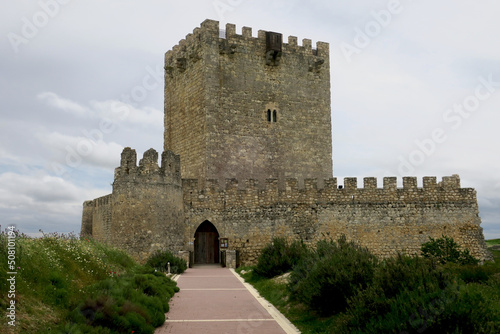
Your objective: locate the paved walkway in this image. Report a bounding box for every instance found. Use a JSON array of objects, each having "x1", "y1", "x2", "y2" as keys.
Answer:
[{"x1": 155, "y1": 265, "x2": 300, "y2": 334}]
